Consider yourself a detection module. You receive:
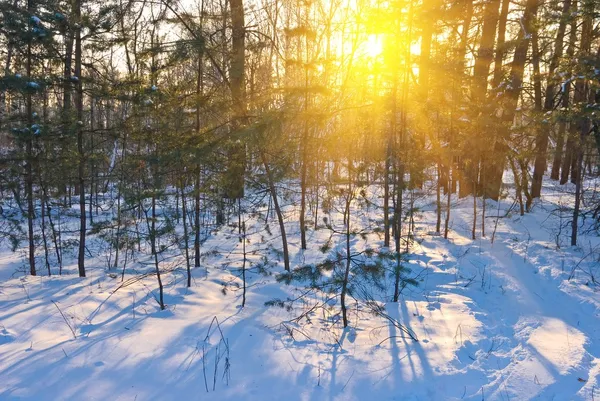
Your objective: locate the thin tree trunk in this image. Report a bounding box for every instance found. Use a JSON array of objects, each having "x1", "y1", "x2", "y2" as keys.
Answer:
[
  {"x1": 260, "y1": 151, "x2": 290, "y2": 271},
  {"x1": 393, "y1": 164, "x2": 404, "y2": 303},
  {"x1": 194, "y1": 54, "x2": 203, "y2": 268},
  {"x1": 149, "y1": 196, "x2": 165, "y2": 309},
  {"x1": 571, "y1": 151, "x2": 583, "y2": 246},
  {"x1": 551, "y1": 121, "x2": 567, "y2": 180},
  {"x1": 436, "y1": 164, "x2": 442, "y2": 233},
  {"x1": 300, "y1": 66, "x2": 309, "y2": 250},
  {"x1": 113, "y1": 190, "x2": 121, "y2": 270},
  {"x1": 175, "y1": 179, "x2": 180, "y2": 225},
  {"x1": 510, "y1": 157, "x2": 525, "y2": 216},
  {"x1": 89, "y1": 99, "x2": 95, "y2": 226},
  {"x1": 562, "y1": 133, "x2": 575, "y2": 184},
  {"x1": 40, "y1": 177, "x2": 51, "y2": 276},
  {"x1": 384, "y1": 141, "x2": 391, "y2": 247},
  {"x1": 300, "y1": 147, "x2": 308, "y2": 249},
  {"x1": 42, "y1": 184, "x2": 62, "y2": 271},
  {"x1": 472, "y1": 188, "x2": 477, "y2": 240},
  {"x1": 75, "y1": 0, "x2": 86, "y2": 277},
  {"x1": 314, "y1": 162, "x2": 319, "y2": 230},
  {"x1": 181, "y1": 176, "x2": 191, "y2": 287},
  {"x1": 520, "y1": 159, "x2": 532, "y2": 213},
  {"x1": 241, "y1": 218, "x2": 247, "y2": 307},
  {"x1": 26, "y1": 0, "x2": 36, "y2": 276},
  {"x1": 340, "y1": 173, "x2": 353, "y2": 328},
  {"x1": 444, "y1": 169, "x2": 451, "y2": 239},
  {"x1": 194, "y1": 168, "x2": 201, "y2": 267},
  {"x1": 113, "y1": 130, "x2": 128, "y2": 270},
  {"x1": 481, "y1": 181, "x2": 486, "y2": 237}
]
